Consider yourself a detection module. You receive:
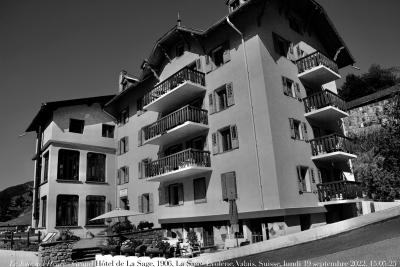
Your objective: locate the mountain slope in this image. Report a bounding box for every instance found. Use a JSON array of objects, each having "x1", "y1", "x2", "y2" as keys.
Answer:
[{"x1": 0, "y1": 181, "x2": 33, "y2": 222}]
